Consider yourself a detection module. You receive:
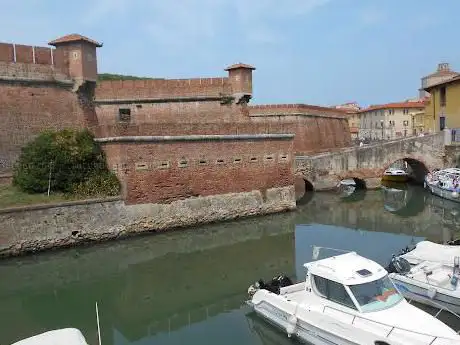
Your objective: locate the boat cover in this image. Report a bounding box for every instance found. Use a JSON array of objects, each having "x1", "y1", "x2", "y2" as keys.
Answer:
[
  {"x1": 11, "y1": 328, "x2": 89, "y2": 345},
  {"x1": 401, "y1": 241, "x2": 460, "y2": 265}
]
